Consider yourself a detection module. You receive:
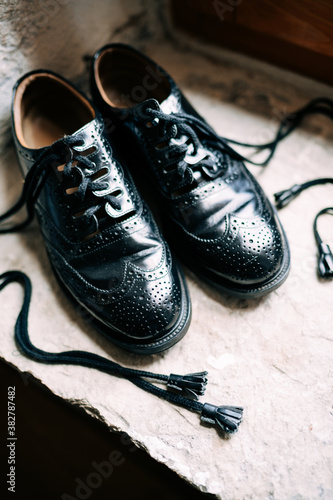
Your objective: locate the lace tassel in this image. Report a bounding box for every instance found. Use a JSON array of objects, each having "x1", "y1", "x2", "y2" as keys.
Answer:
[
  {"x1": 200, "y1": 402, "x2": 244, "y2": 434},
  {"x1": 317, "y1": 242, "x2": 333, "y2": 278},
  {"x1": 0, "y1": 271, "x2": 244, "y2": 438},
  {"x1": 167, "y1": 371, "x2": 208, "y2": 399},
  {"x1": 274, "y1": 184, "x2": 302, "y2": 209}
]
